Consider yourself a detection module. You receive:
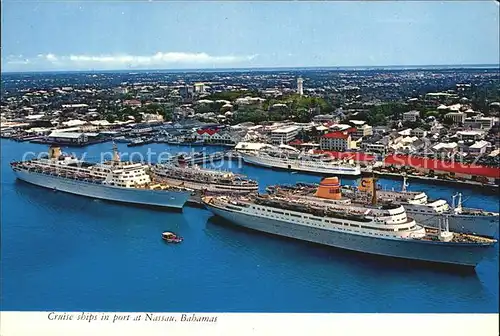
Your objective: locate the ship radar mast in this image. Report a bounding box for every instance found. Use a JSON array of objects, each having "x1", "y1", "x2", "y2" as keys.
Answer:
[
  {"x1": 371, "y1": 172, "x2": 378, "y2": 206},
  {"x1": 112, "y1": 142, "x2": 120, "y2": 163},
  {"x1": 451, "y1": 192, "x2": 463, "y2": 214},
  {"x1": 401, "y1": 174, "x2": 409, "y2": 192},
  {"x1": 456, "y1": 193, "x2": 463, "y2": 214}
]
